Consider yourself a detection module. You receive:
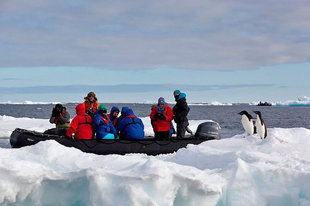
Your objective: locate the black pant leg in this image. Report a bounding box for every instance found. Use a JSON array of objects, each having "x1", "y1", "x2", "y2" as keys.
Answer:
[{"x1": 177, "y1": 121, "x2": 189, "y2": 138}]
